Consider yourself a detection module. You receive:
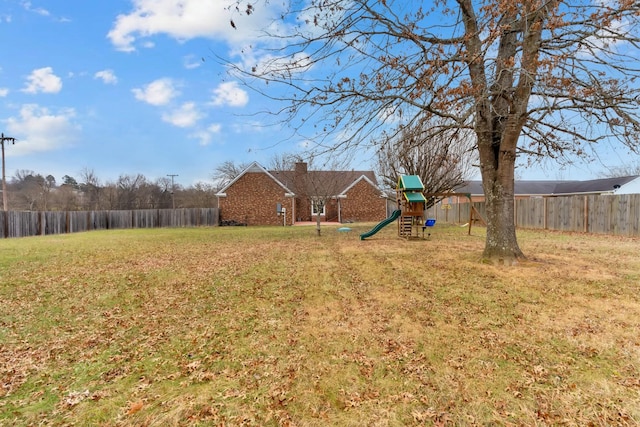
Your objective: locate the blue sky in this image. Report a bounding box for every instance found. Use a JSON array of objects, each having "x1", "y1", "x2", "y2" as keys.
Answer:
[
  {"x1": 0, "y1": 1, "x2": 635, "y2": 187},
  {"x1": 0, "y1": 0, "x2": 303, "y2": 186}
]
